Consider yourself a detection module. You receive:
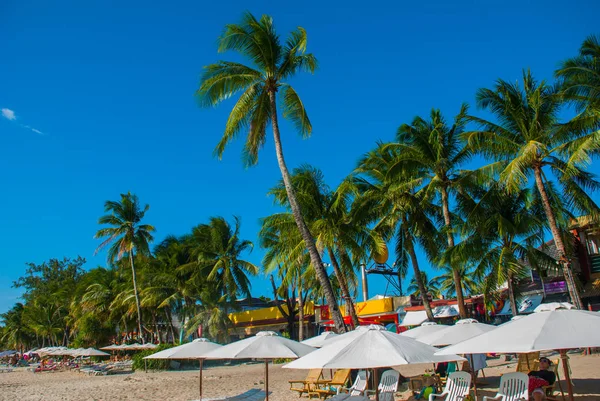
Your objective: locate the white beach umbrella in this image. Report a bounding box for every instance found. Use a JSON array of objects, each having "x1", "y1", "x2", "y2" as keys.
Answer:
[
  {"x1": 400, "y1": 322, "x2": 450, "y2": 340},
  {"x1": 99, "y1": 344, "x2": 119, "y2": 351},
  {"x1": 145, "y1": 338, "x2": 222, "y2": 401},
  {"x1": 78, "y1": 348, "x2": 110, "y2": 357},
  {"x1": 436, "y1": 309, "x2": 600, "y2": 401},
  {"x1": 534, "y1": 302, "x2": 575, "y2": 312},
  {"x1": 204, "y1": 331, "x2": 315, "y2": 401},
  {"x1": 284, "y1": 325, "x2": 464, "y2": 401},
  {"x1": 416, "y1": 318, "x2": 497, "y2": 346},
  {"x1": 68, "y1": 348, "x2": 86, "y2": 357},
  {"x1": 301, "y1": 331, "x2": 339, "y2": 348}
]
